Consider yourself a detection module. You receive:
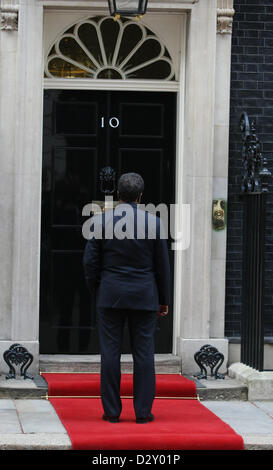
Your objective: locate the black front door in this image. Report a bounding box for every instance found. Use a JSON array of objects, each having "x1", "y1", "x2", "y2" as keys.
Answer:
[{"x1": 40, "y1": 90, "x2": 176, "y2": 354}]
